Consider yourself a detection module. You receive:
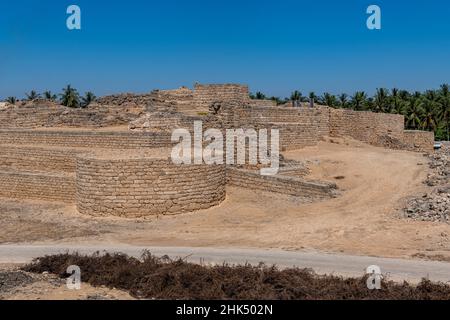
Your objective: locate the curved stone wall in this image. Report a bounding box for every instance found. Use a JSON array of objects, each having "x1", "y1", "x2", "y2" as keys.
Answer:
[{"x1": 76, "y1": 152, "x2": 226, "y2": 218}]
